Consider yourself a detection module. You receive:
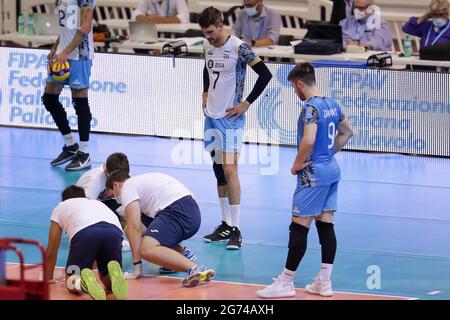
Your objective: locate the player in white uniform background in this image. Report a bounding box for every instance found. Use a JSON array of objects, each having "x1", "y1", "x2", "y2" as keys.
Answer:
[
  {"x1": 42, "y1": 0, "x2": 96, "y2": 171},
  {"x1": 198, "y1": 7, "x2": 273, "y2": 250}
]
